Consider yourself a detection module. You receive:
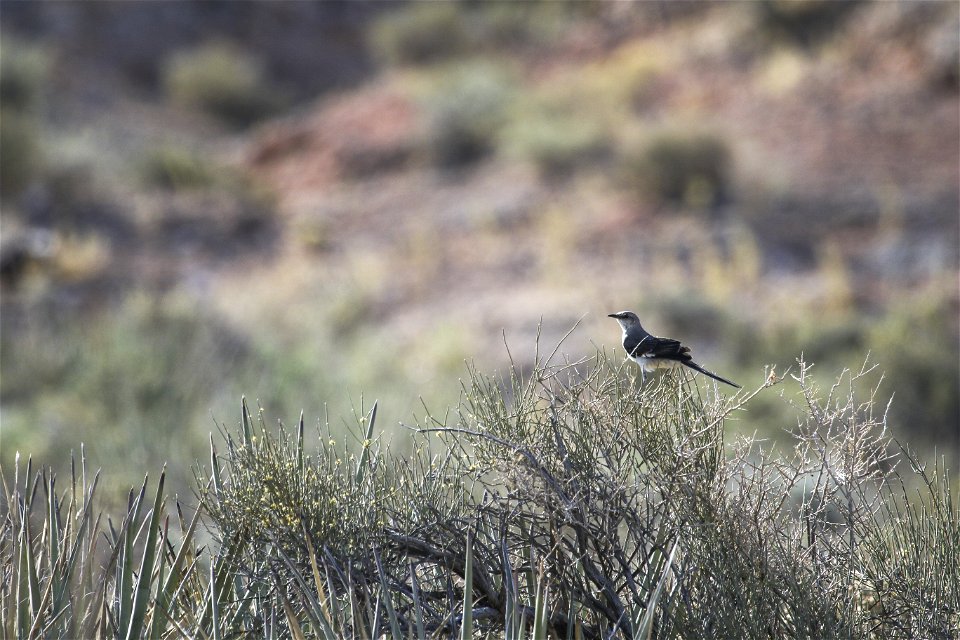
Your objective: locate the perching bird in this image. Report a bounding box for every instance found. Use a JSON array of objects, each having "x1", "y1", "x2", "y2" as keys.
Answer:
[{"x1": 608, "y1": 311, "x2": 740, "y2": 388}]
